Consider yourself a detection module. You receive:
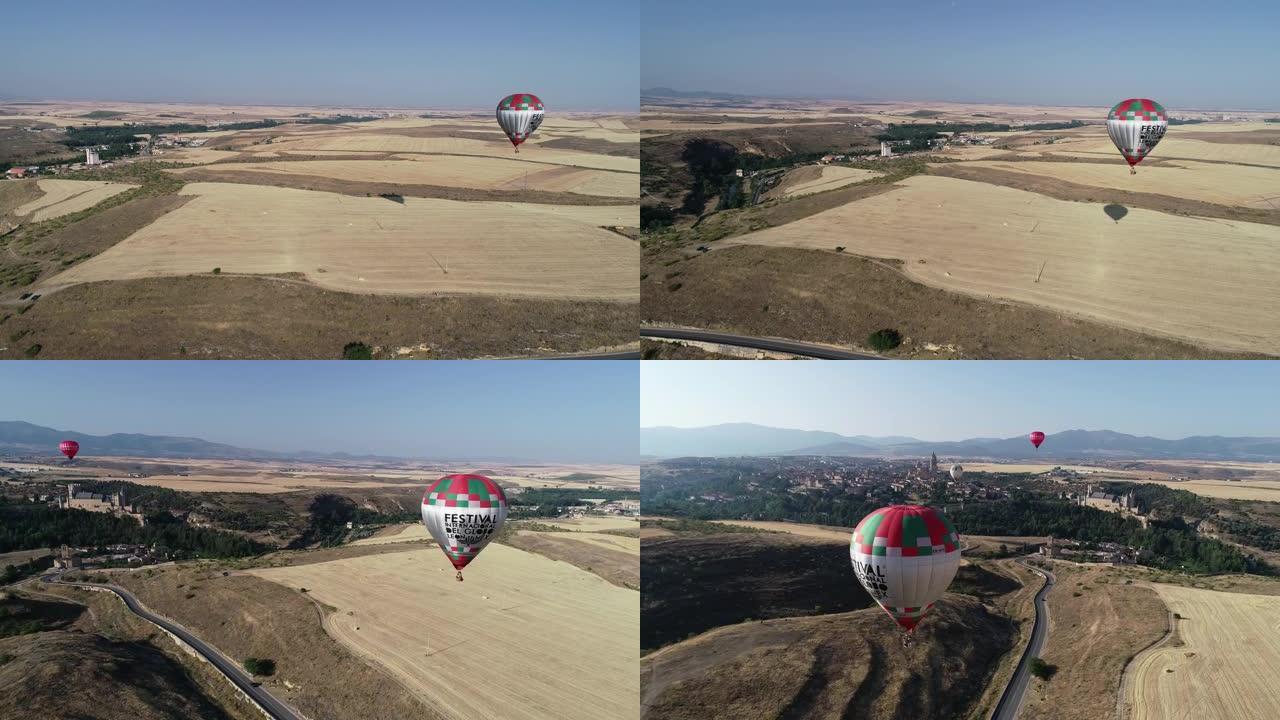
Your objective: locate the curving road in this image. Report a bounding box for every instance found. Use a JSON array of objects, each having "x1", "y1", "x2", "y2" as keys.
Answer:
[
  {"x1": 640, "y1": 326, "x2": 881, "y2": 360},
  {"x1": 991, "y1": 559, "x2": 1056, "y2": 720},
  {"x1": 41, "y1": 572, "x2": 303, "y2": 720}
]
